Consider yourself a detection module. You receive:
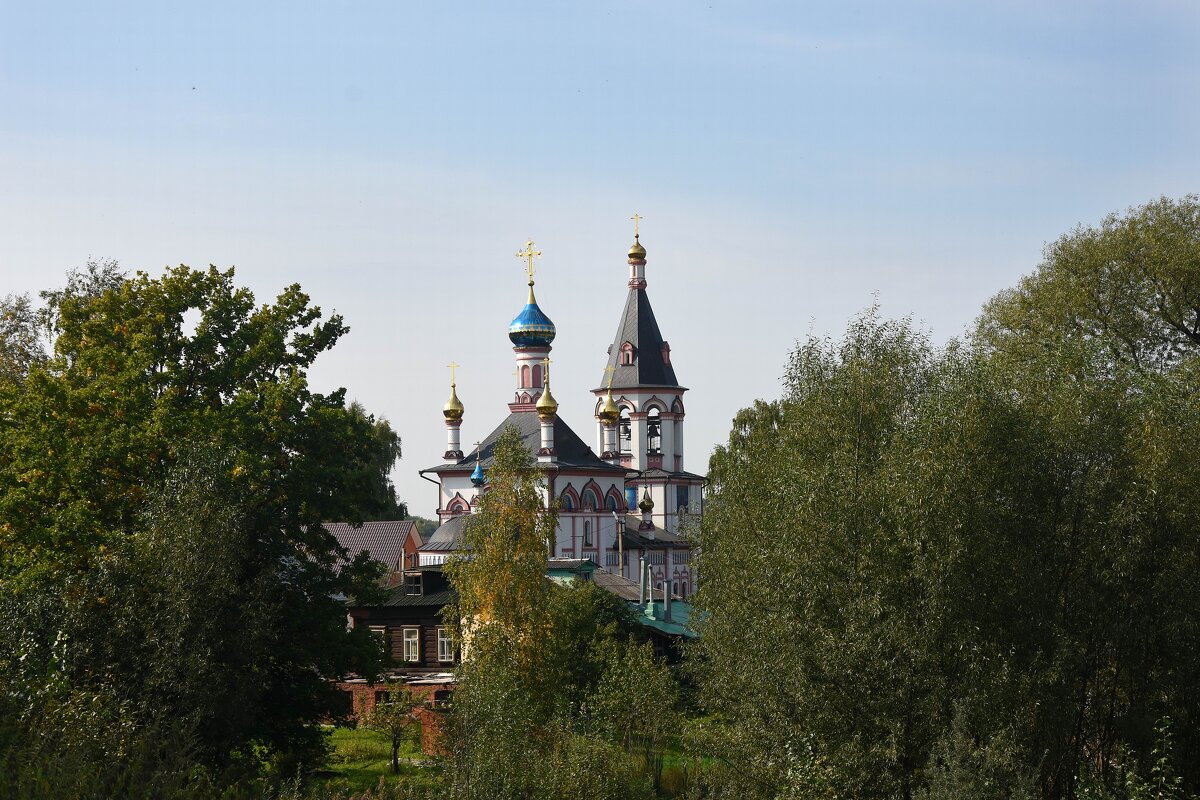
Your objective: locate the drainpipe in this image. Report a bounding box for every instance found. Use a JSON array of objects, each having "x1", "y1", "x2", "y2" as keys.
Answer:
[{"x1": 663, "y1": 580, "x2": 672, "y2": 623}]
